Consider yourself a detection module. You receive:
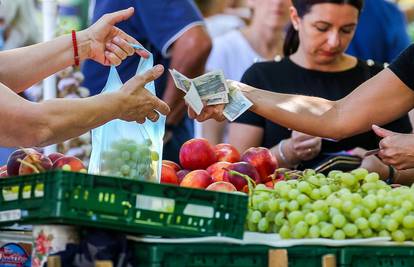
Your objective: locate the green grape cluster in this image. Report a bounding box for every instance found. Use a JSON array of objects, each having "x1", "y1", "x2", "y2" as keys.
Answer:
[
  {"x1": 100, "y1": 138, "x2": 159, "y2": 182},
  {"x1": 246, "y1": 168, "x2": 414, "y2": 242}
]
